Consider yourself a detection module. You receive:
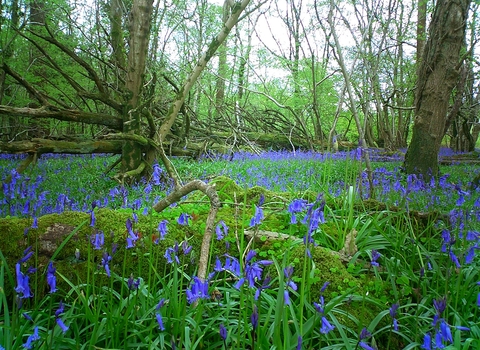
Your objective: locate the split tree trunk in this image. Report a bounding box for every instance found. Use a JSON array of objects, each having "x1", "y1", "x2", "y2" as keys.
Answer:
[{"x1": 404, "y1": 0, "x2": 471, "y2": 178}]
